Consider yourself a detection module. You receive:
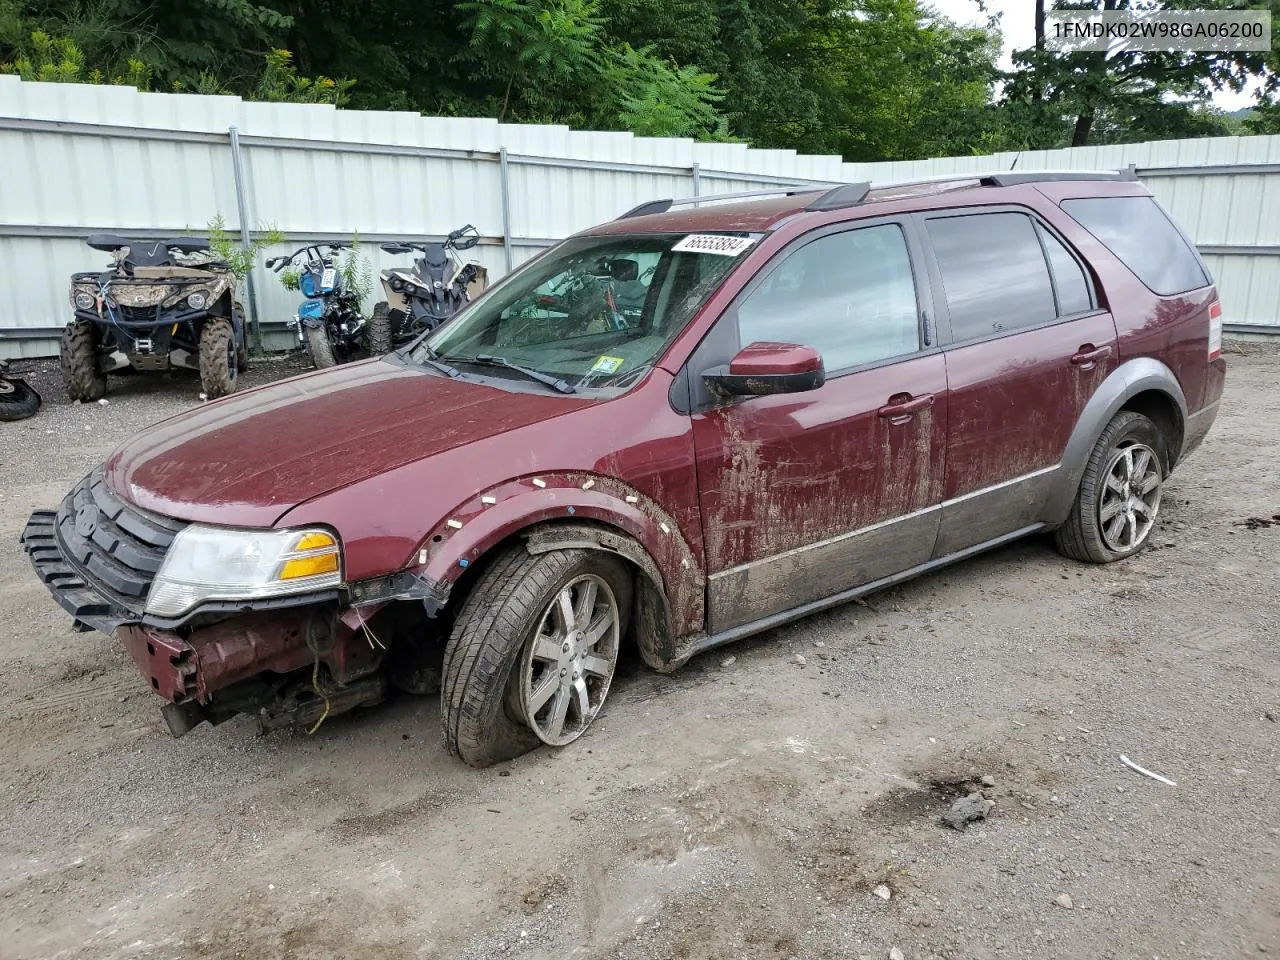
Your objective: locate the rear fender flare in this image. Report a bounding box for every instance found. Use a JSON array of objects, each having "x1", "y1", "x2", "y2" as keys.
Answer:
[
  {"x1": 1045, "y1": 357, "x2": 1187, "y2": 524},
  {"x1": 412, "y1": 474, "x2": 704, "y2": 669}
]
